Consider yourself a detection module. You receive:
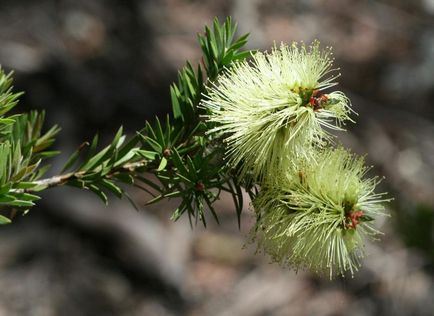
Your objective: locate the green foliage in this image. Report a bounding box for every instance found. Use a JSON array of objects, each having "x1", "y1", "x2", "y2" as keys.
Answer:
[
  {"x1": 0, "y1": 17, "x2": 251, "y2": 226},
  {"x1": 60, "y1": 127, "x2": 142, "y2": 205},
  {"x1": 170, "y1": 17, "x2": 251, "y2": 127},
  {"x1": 198, "y1": 17, "x2": 251, "y2": 82},
  {"x1": 137, "y1": 17, "x2": 251, "y2": 225},
  {"x1": 0, "y1": 68, "x2": 61, "y2": 219},
  {"x1": 0, "y1": 68, "x2": 22, "y2": 136}
]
